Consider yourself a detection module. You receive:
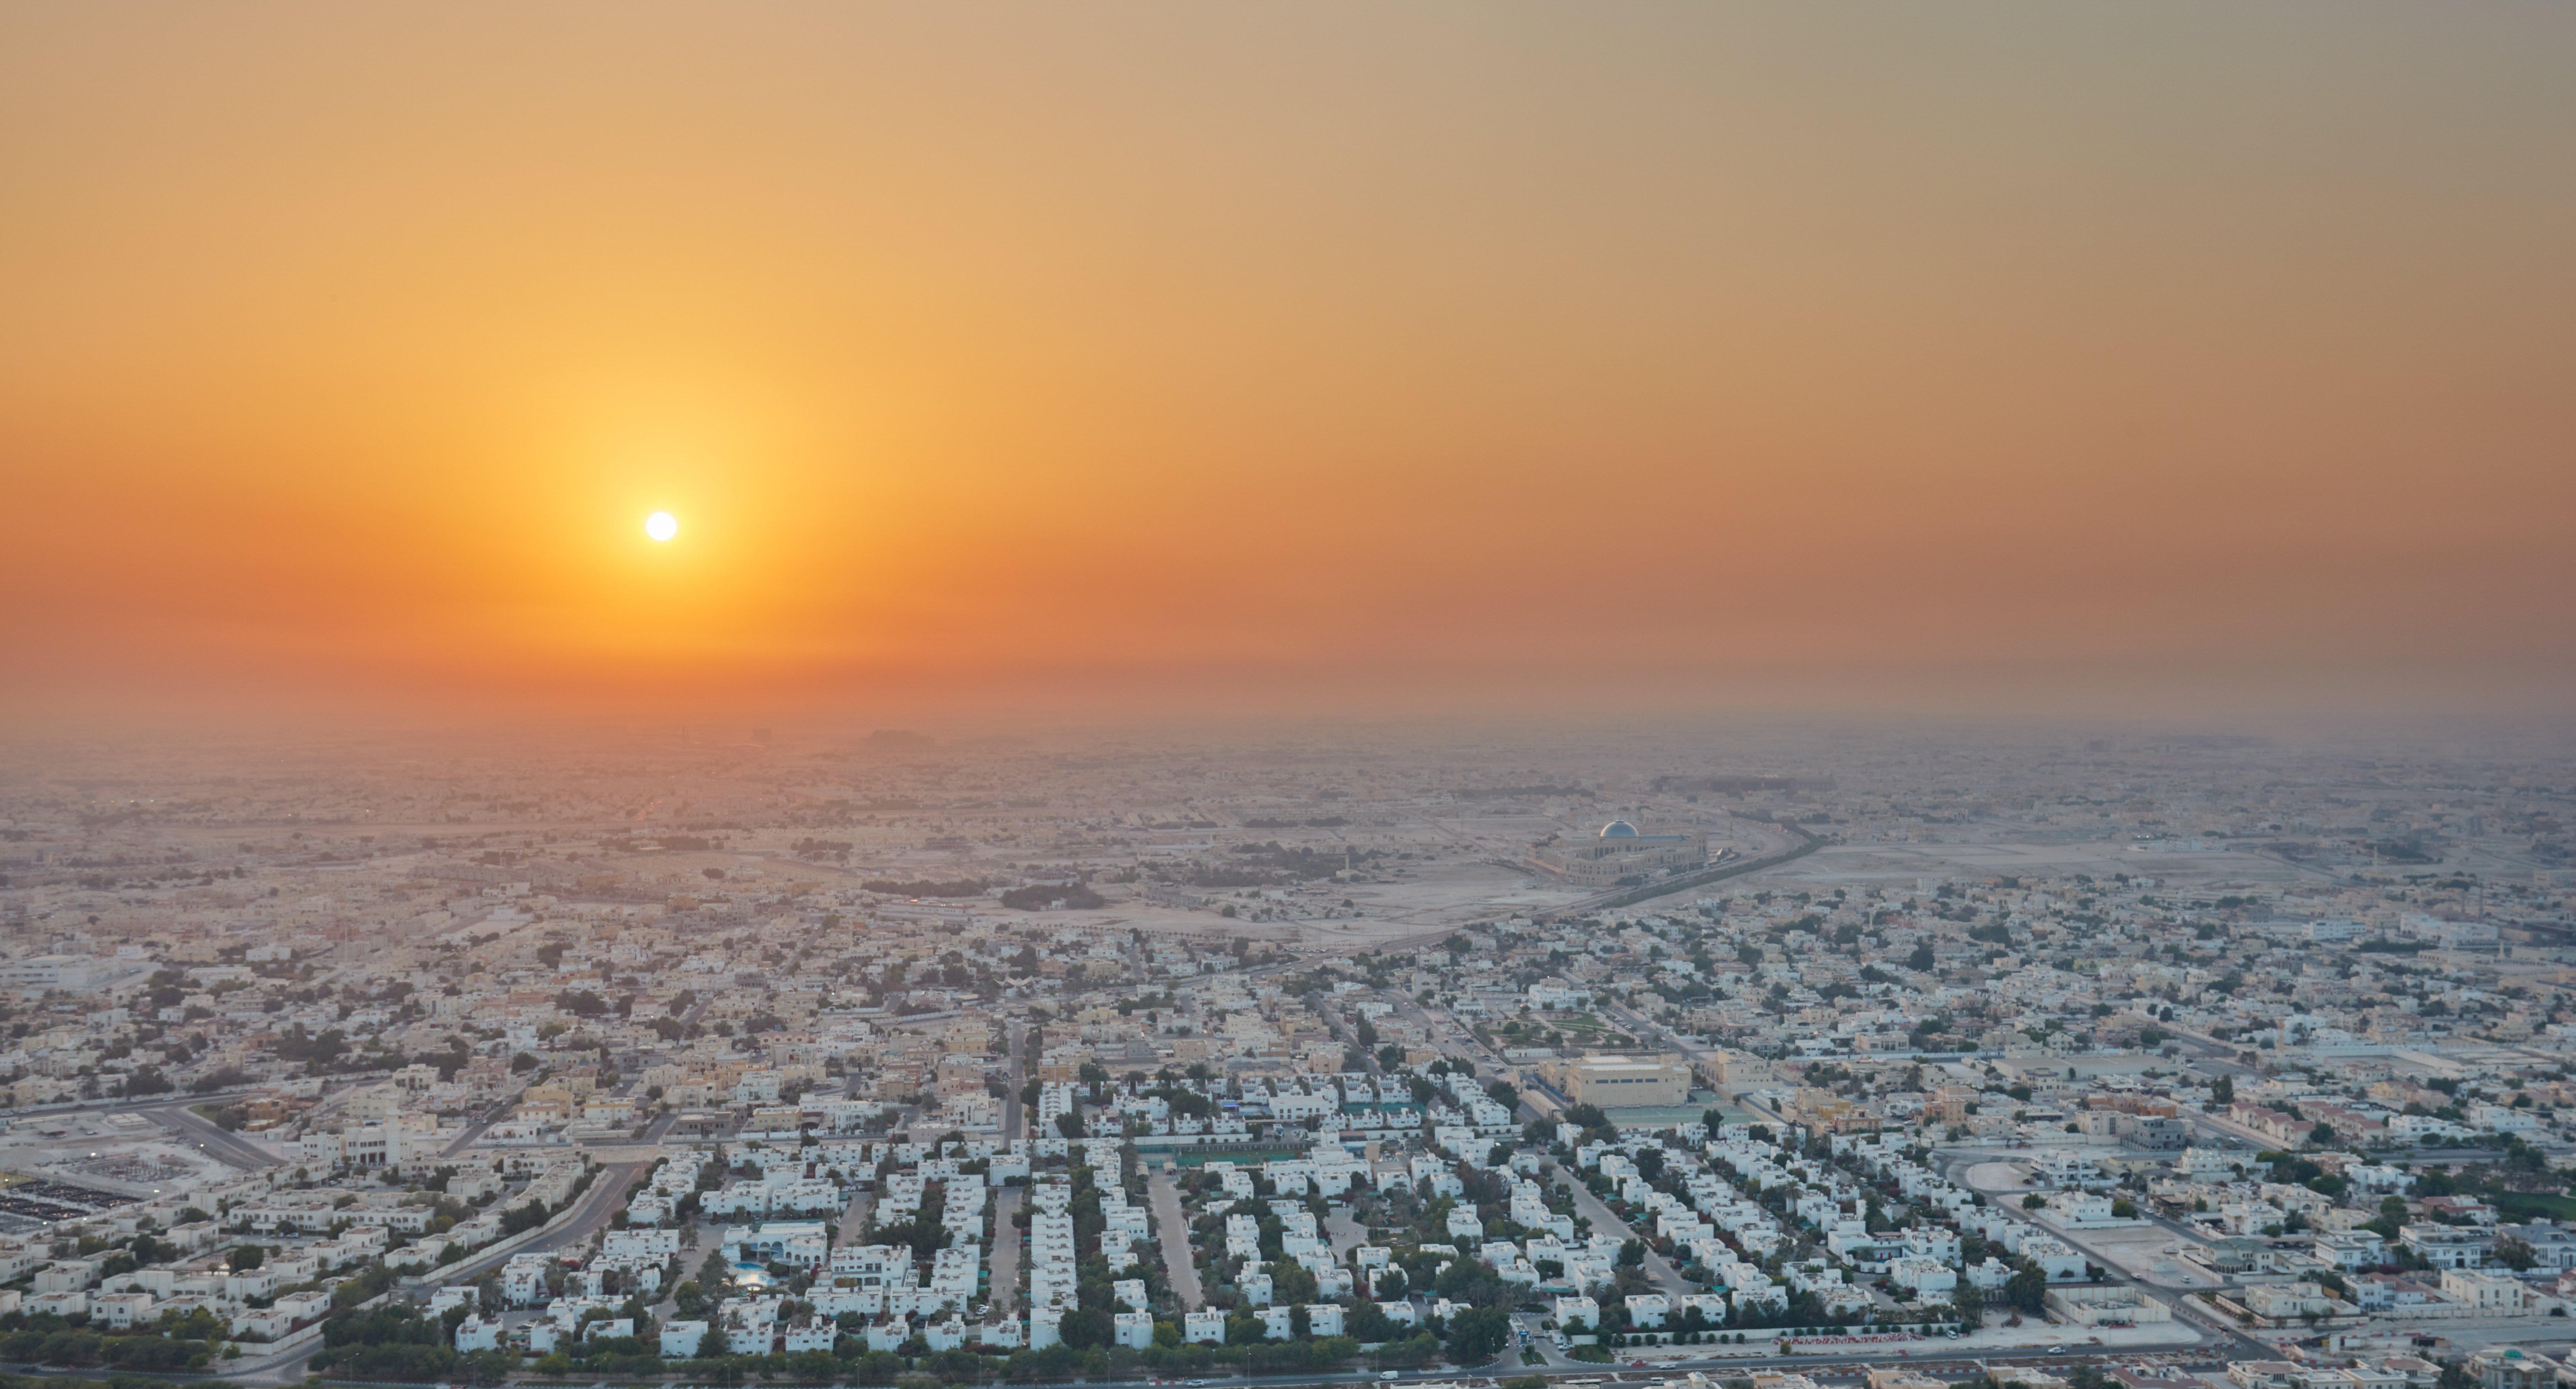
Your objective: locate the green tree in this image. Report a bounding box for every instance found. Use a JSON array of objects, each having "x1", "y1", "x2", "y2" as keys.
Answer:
[
  {"x1": 1348, "y1": 1301, "x2": 1399, "y2": 1342},
  {"x1": 1059, "y1": 1307, "x2": 1113, "y2": 1349},
  {"x1": 1444, "y1": 1306, "x2": 1514, "y2": 1364}
]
